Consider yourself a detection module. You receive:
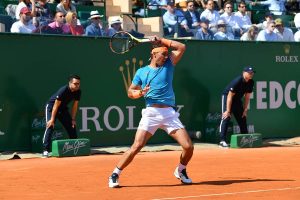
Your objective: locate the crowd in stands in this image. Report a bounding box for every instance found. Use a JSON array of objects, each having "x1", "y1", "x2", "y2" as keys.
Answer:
[
  {"x1": 133, "y1": 0, "x2": 300, "y2": 41},
  {"x1": 1, "y1": 0, "x2": 300, "y2": 41},
  {"x1": 160, "y1": 0, "x2": 300, "y2": 41},
  {"x1": 4, "y1": 0, "x2": 121, "y2": 36}
]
